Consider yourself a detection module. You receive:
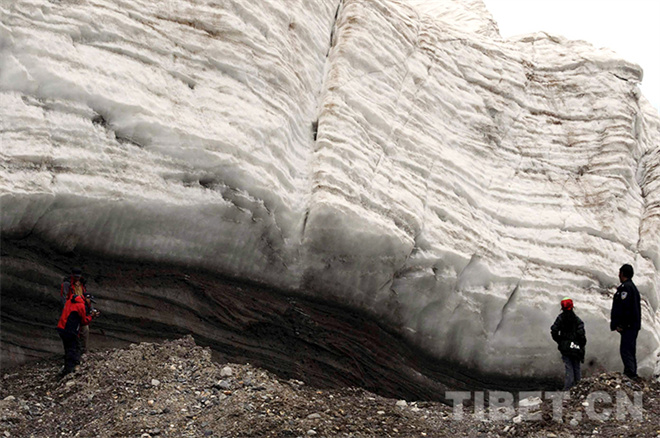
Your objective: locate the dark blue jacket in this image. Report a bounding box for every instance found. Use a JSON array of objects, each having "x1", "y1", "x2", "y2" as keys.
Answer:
[{"x1": 610, "y1": 279, "x2": 641, "y2": 331}]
